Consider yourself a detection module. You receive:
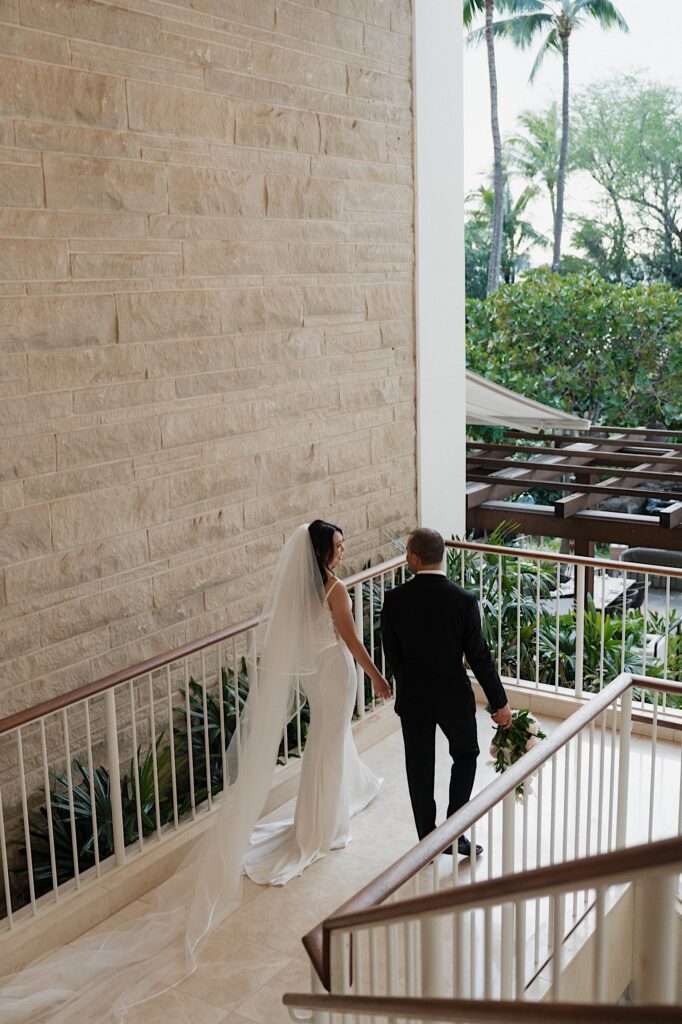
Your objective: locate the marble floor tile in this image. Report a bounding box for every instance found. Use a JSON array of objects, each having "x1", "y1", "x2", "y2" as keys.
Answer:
[
  {"x1": 234, "y1": 955, "x2": 311, "y2": 1024},
  {"x1": 123, "y1": 987, "x2": 228, "y2": 1024},
  {"x1": 177, "y1": 935, "x2": 291, "y2": 1010}
]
